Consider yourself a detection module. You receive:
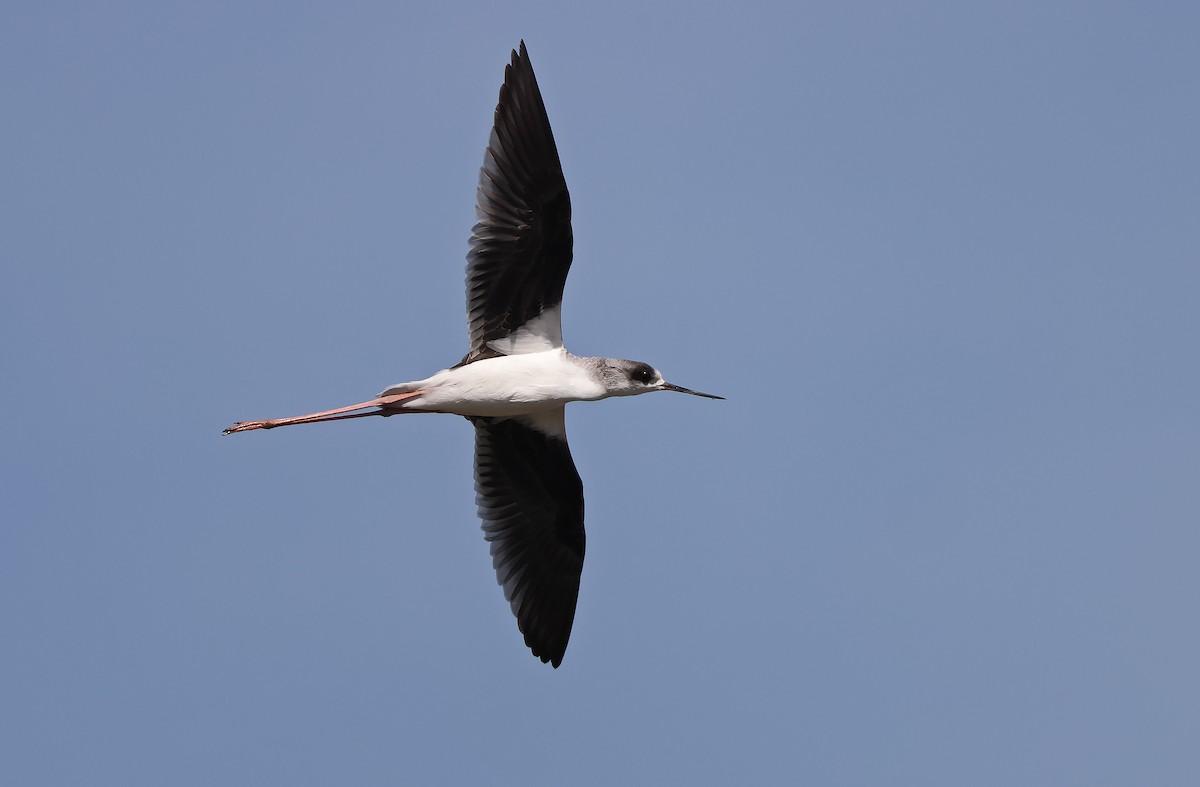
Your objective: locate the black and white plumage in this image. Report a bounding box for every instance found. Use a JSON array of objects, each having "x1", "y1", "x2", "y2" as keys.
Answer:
[
  {"x1": 466, "y1": 44, "x2": 579, "y2": 666},
  {"x1": 463, "y1": 41, "x2": 573, "y2": 367},
  {"x1": 224, "y1": 41, "x2": 721, "y2": 668}
]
